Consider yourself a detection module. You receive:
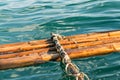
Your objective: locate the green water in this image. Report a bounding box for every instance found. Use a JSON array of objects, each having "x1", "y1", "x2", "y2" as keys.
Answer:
[{"x1": 0, "y1": 0, "x2": 120, "y2": 80}]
